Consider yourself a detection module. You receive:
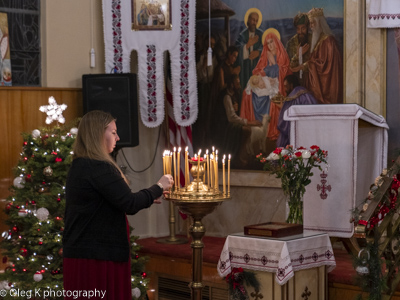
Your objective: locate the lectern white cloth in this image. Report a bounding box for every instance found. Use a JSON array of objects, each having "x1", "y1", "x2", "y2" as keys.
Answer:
[
  {"x1": 368, "y1": 0, "x2": 400, "y2": 28},
  {"x1": 285, "y1": 104, "x2": 388, "y2": 237},
  {"x1": 217, "y1": 232, "x2": 336, "y2": 285}
]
